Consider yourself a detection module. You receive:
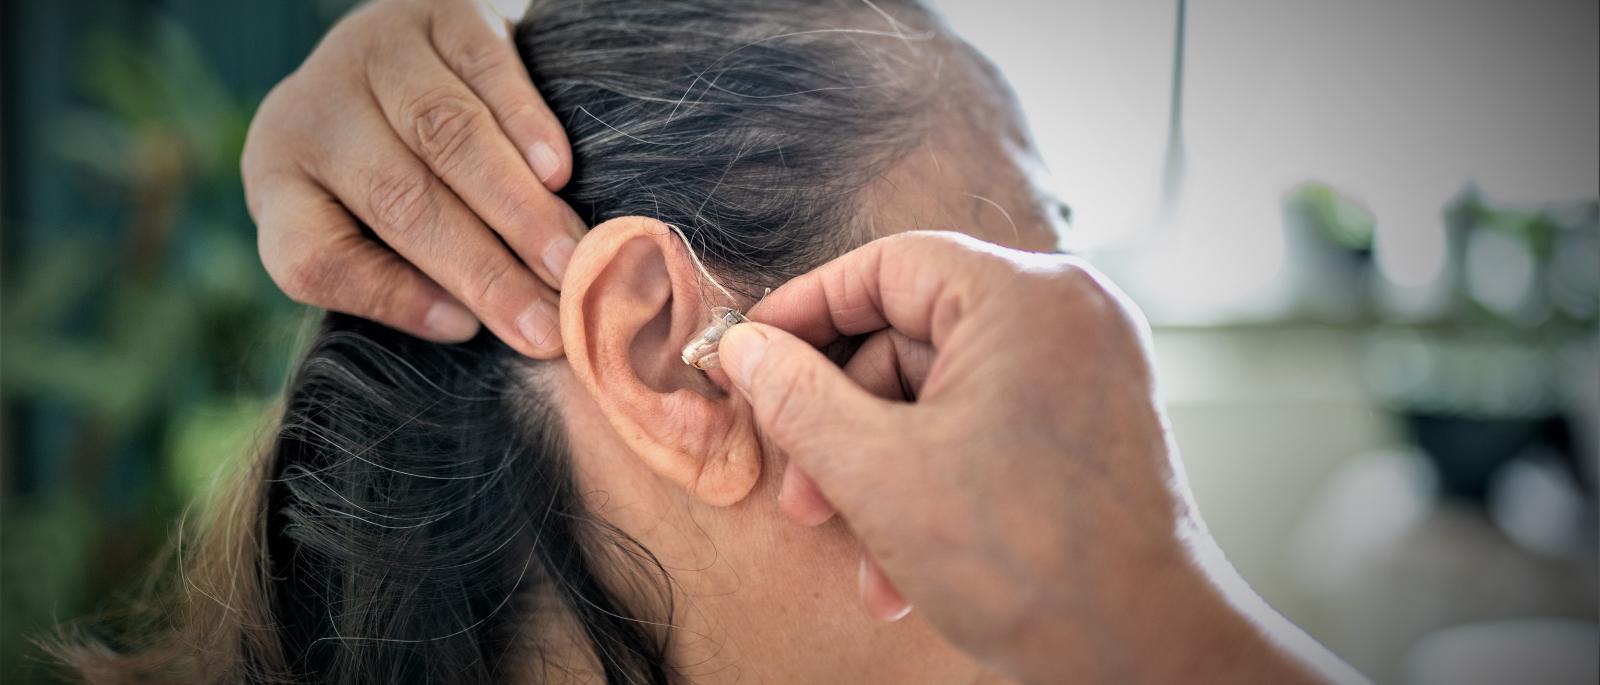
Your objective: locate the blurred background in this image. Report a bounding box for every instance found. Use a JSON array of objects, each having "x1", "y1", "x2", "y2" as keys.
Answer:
[{"x1": 1, "y1": 0, "x2": 1595, "y2": 683}]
